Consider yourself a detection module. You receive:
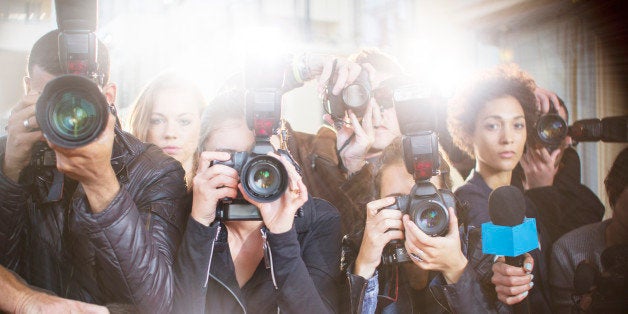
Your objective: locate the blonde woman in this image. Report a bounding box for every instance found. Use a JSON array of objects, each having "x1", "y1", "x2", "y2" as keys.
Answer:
[{"x1": 129, "y1": 72, "x2": 206, "y2": 189}]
